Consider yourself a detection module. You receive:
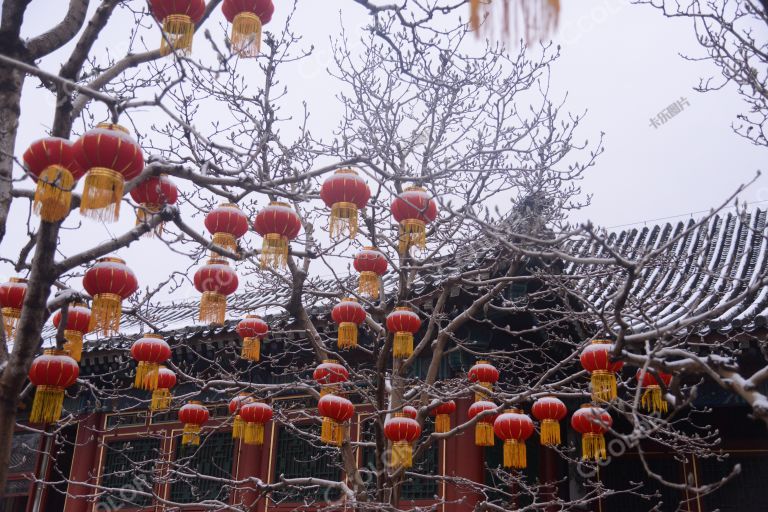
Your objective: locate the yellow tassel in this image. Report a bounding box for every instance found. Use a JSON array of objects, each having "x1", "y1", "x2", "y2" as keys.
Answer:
[
  {"x1": 62, "y1": 330, "x2": 84, "y2": 362},
  {"x1": 160, "y1": 14, "x2": 195, "y2": 56},
  {"x1": 151, "y1": 388, "x2": 172, "y2": 412},
  {"x1": 33, "y1": 165, "x2": 74, "y2": 222},
  {"x1": 393, "y1": 332, "x2": 413, "y2": 359},
  {"x1": 260, "y1": 233, "x2": 289, "y2": 269},
  {"x1": 89, "y1": 293, "x2": 122, "y2": 336},
  {"x1": 503, "y1": 439, "x2": 527, "y2": 469},
  {"x1": 212, "y1": 231, "x2": 238, "y2": 255},
  {"x1": 475, "y1": 382, "x2": 492, "y2": 402},
  {"x1": 540, "y1": 419, "x2": 561, "y2": 446},
  {"x1": 230, "y1": 12, "x2": 263, "y2": 58},
  {"x1": 2, "y1": 307, "x2": 21, "y2": 341},
  {"x1": 642, "y1": 386, "x2": 668, "y2": 414},
  {"x1": 475, "y1": 422, "x2": 495, "y2": 447},
  {"x1": 591, "y1": 371, "x2": 618, "y2": 402},
  {"x1": 134, "y1": 361, "x2": 160, "y2": 391},
  {"x1": 582, "y1": 433, "x2": 607, "y2": 461},
  {"x1": 199, "y1": 291, "x2": 227, "y2": 325},
  {"x1": 329, "y1": 202, "x2": 359, "y2": 240},
  {"x1": 337, "y1": 322, "x2": 358, "y2": 350},
  {"x1": 241, "y1": 337, "x2": 261, "y2": 361},
  {"x1": 243, "y1": 422, "x2": 265, "y2": 446},
  {"x1": 135, "y1": 204, "x2": 163, "y2": 237},
  {"x1": 233, "y1": 415, "x2": 245, "y2": 440},
  {"x1": 435, "y1": 414, "x2": 450, "y2": 434},
  {"x1": 321, "y1": 417, "x2": 344, "y2": 446},
  {"x1": 80, "y1": 167, "x2": 124, "y2": 223},
  {"x1": 182, "y1": 424, "x2": 201, "y2": 446},
  {"x1": 391, "y1": 441, "x2": 414, "y2": 469},
  {"x1": 470, "y1": 0, "x2": 482, "y2": 32},
  {"x1": 30, "y1": 386, "x2": 65, "y2": 424},
  {"x1": 358, "y1": 271, "x2": 380, "y2": 297},
  {"x1": 398, "y1": 219, "x2": 427, "y2": 255}
]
